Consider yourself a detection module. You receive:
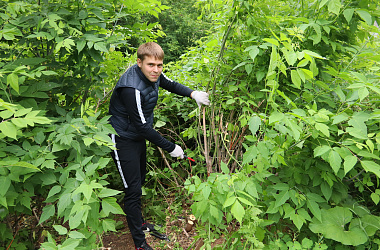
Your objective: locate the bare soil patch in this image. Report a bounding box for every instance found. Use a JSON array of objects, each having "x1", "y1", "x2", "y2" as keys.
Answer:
[{"x1": 102, "y1": 214, "x2": 198, "y2": 250}]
